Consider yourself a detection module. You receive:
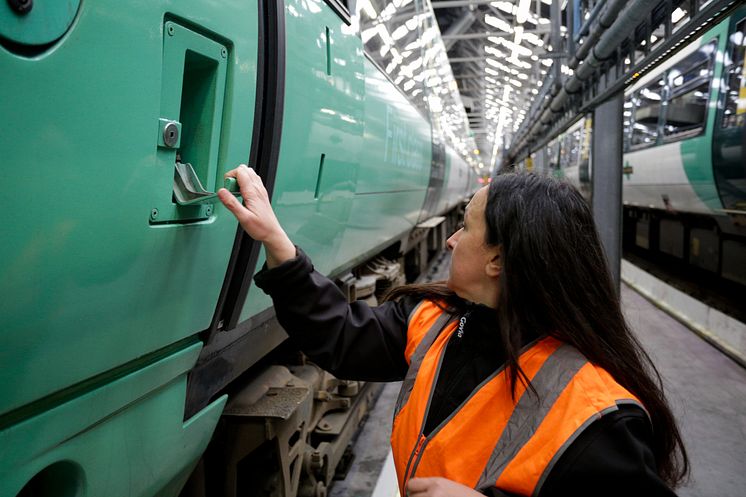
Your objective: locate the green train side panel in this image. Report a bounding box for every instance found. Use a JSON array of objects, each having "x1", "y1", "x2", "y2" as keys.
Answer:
[
  {"x1": 240, "y1": 5, "x2": 434, "y2": 324},
  {"x1": 436, "y1": 150, "x2": 455, "y2": 215},
  {"x1": 0, "y1": 2, "x2": 257, "y2": 415},
  {"x1": 681, "y1": 18, "x2": 729, "y2": 211},
  {"x1": 712, "y1": 6, "x2": 746, "y2": 211},
  {"x1": 336, "y1": 57, "x2": 431, "y2": 268},
  {"x1": 240, "y1": 0, "x2": 366, "y2": 321},
  {"x1": 0, "y1": 343, "x2": 226, "y2": 497}
]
